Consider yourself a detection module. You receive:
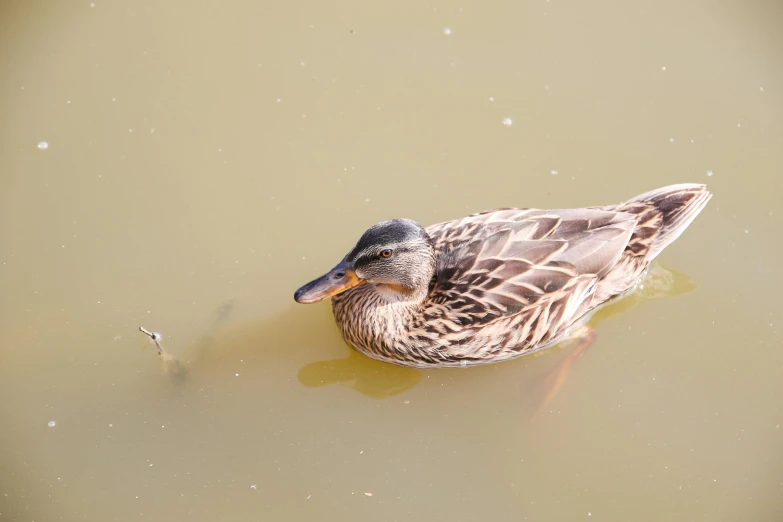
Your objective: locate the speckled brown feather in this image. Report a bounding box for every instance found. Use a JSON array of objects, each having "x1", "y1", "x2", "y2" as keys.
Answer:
[{"x1": 332, "y1": 184, "x2": 711, "y2": 368}]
